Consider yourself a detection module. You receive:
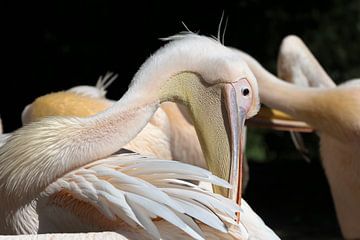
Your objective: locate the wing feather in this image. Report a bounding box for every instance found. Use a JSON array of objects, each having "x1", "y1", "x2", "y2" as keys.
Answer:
[
  {"x1": 44, "y1": 153, "x2": 243, "y2": 239},
  {"x1": 174, "y1": 198, "x2": 227, "y2": 233},
  {"x1": 125, "y1": 198, "x2": 162, "y2": 239},
  {"x1": 92, "y1": 166, "x2": 185, "y2": 213},
  {"x1": 125, "y1": 193, "x2": 205, "y2": 240},
  {"x1": 164, "y1": 188, "x2": 239, "y2": 220}
]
